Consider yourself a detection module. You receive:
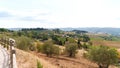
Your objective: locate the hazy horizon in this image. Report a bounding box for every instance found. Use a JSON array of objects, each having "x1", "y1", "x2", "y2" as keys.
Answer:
[
  {"x1": 0, "y1": 0, "x2": 120, "y2": 28},
  {"x1": 4, "y1": 26, "x2": 120, "y2": 29}
]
